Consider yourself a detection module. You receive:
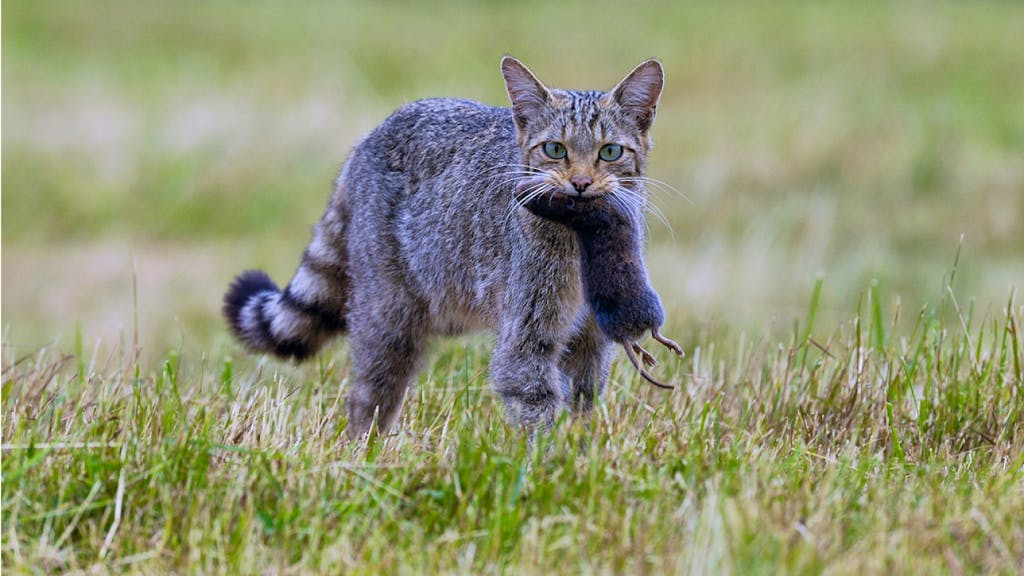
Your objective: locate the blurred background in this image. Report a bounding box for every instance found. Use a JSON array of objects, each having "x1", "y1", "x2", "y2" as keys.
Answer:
[{"x1": 3, "y1": 1, "x2": 1022, "y2": 361}]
